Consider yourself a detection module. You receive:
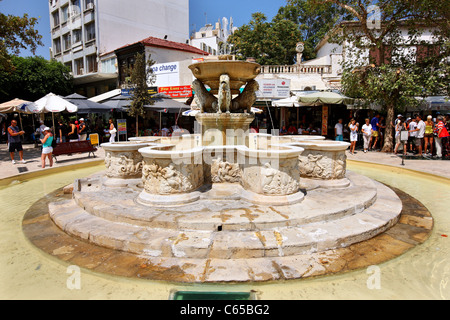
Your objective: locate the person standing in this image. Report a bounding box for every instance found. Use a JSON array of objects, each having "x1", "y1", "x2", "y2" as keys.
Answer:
[
  {"x1": 78, "y1": 118, "x2": 87, "y2": 141},
  {"x1": 394, "y1": 117, "x2": 407, "y2": 155},
  {"x1": 435, "y1": 115, "x2": 449, "y2": 159},
  {"x1": 40, "y1": 127, "x2": 54, "y2": 168},
  {"x1": 349, "y1": 119, "x2": 359, "y2": 155},
  {"x1": 411, "y1": 114, "x2": 425, "y2": 156},
  {"x1": 109, "y1": 119, "x2": 117, "y2": 143},
  {"x1": 335, "y1": 119, "x2": 344, "y2": 141},
  {"x1": 408, "y1": 118, "x2": 417, "y2": 154},
  {"x1": 423, "y1": 115, "x2": 434, "y2": 155},
  {"x1": 7, "y1": 120, "x2": 26, "y2": 164},
  {"x1": 68, "y1": 120, "x2": 78, "y2": 142},
  {"x1": 361, "y1": 118, "x2": 372, "y2": 153}
]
